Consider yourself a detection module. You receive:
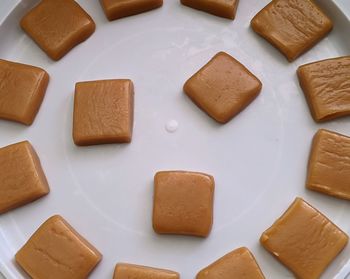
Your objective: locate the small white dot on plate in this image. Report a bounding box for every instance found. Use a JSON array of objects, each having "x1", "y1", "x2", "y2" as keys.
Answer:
[{"x1": 165, "y1": 120, "x2": 178, "y2": 133}]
